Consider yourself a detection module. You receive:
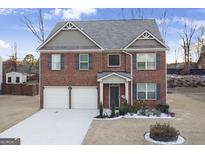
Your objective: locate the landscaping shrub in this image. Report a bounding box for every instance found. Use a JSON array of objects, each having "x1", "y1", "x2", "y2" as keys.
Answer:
[
  {"x1": 149, "y1": 122, "x2": 180, "y2": 142},
  {"x1": 119, "y1": 100, "x2": 129, "y2": 115},
  {"x1": 156, "y1": 104, "x2": 170, "y2": 114},
  {"x1": 129, "y1": 102, "x2": 142, "y2": 113},
  {"x1": 99, "y1": 103, "x2": 103, "y2": 117},
  {"x1": 110, "y1": 101, "x2": 116, "y2": 118}
]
